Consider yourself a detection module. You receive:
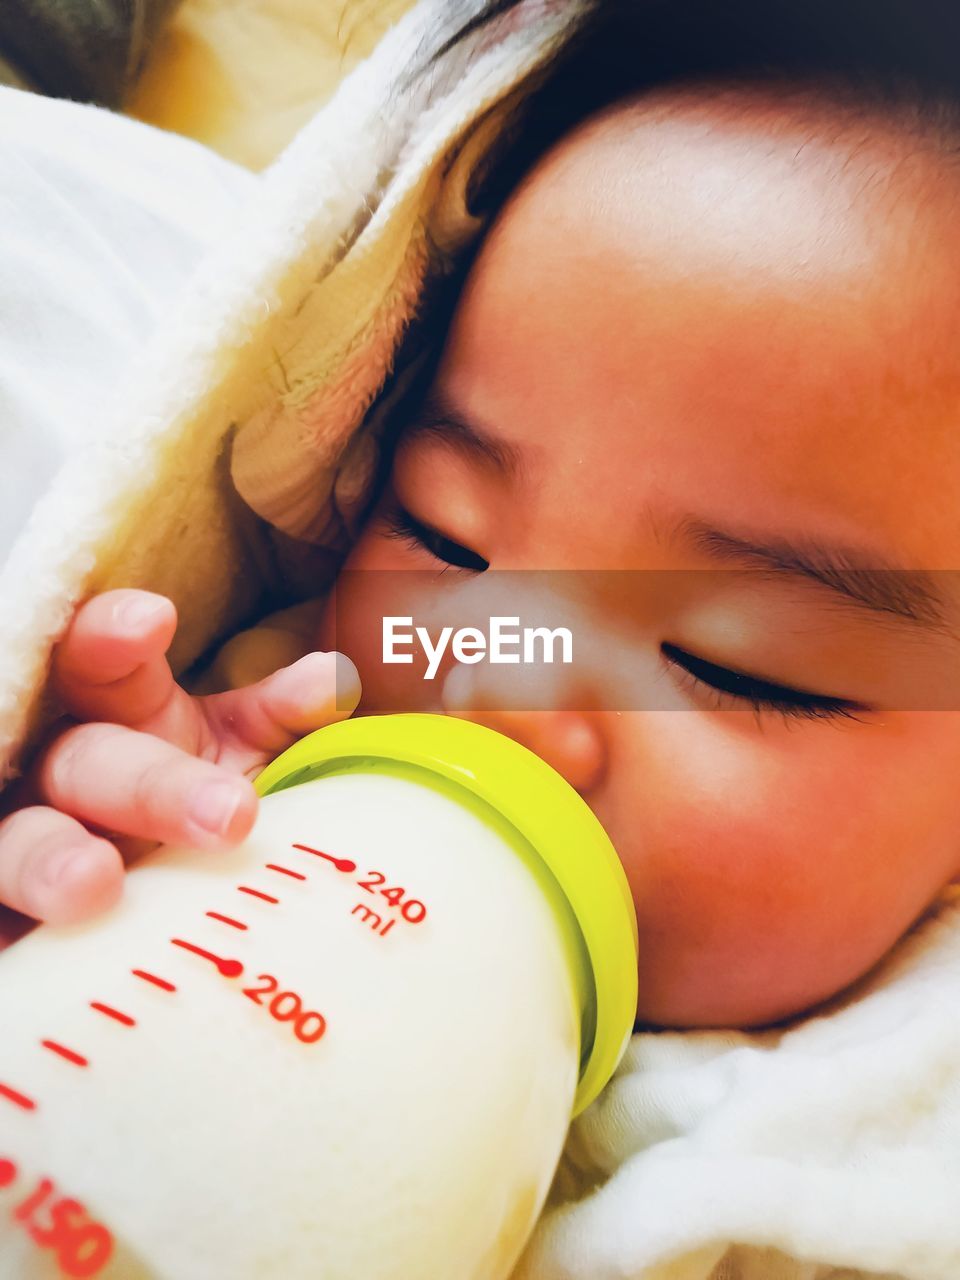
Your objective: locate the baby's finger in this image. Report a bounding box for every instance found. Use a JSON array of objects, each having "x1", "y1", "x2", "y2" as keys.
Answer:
[
  {"x1": 203, "y1": 651, "x2": 361, "y2": 759},
  {"x1": 53, "y1": 589, "x2": 181, "y2": 726},
  {"x1": 37, "y1": 723, "x2": 257, "y2": 849},
  {"x1": 0, "y1": 806, "x2": 123, "y2": 925}
]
